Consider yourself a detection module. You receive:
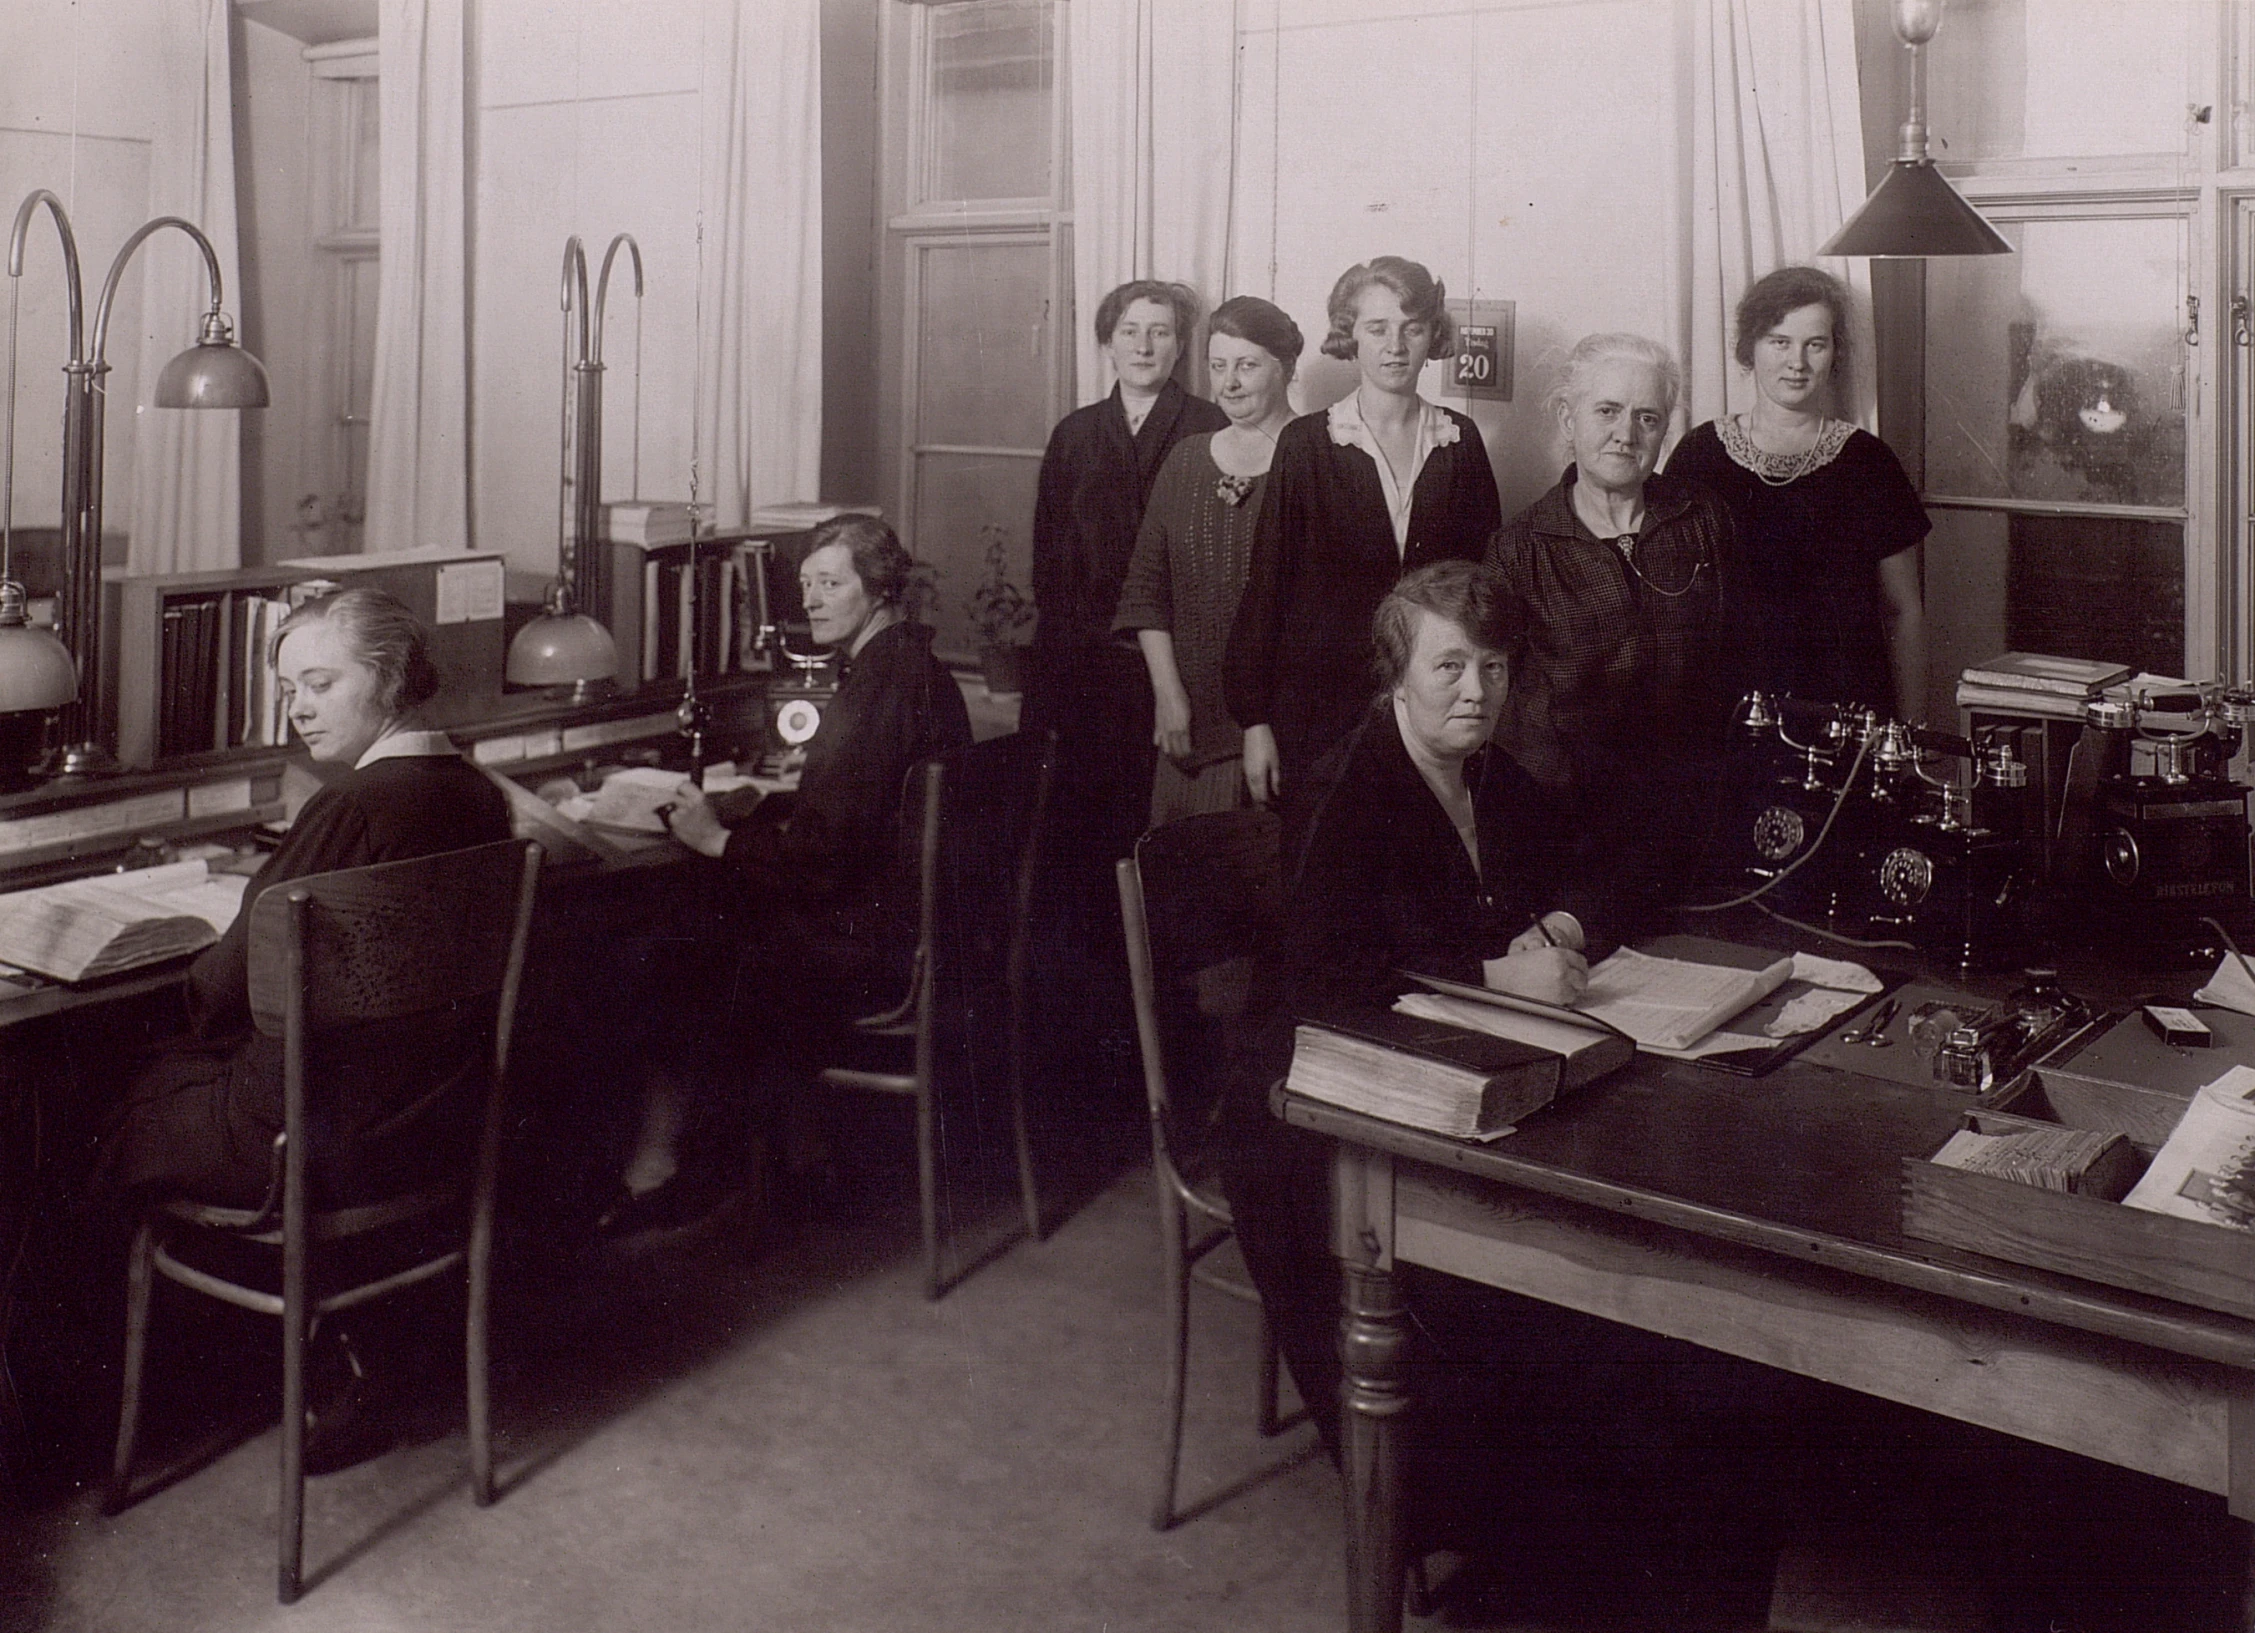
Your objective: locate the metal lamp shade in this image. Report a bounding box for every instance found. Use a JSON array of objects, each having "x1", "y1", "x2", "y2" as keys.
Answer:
[
  {"x1": 1817, "y1": 163, "x2": 2012, "y2": 260},
  {"x1": 154, "y1": 339, "x2": 271, "y2": 409},
  {"x1": 0, "y1": 620, "x2": 77, "y2": 712},
  {"x1": 506, "y1": 611, "x2": 618, "y2": 687}
]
